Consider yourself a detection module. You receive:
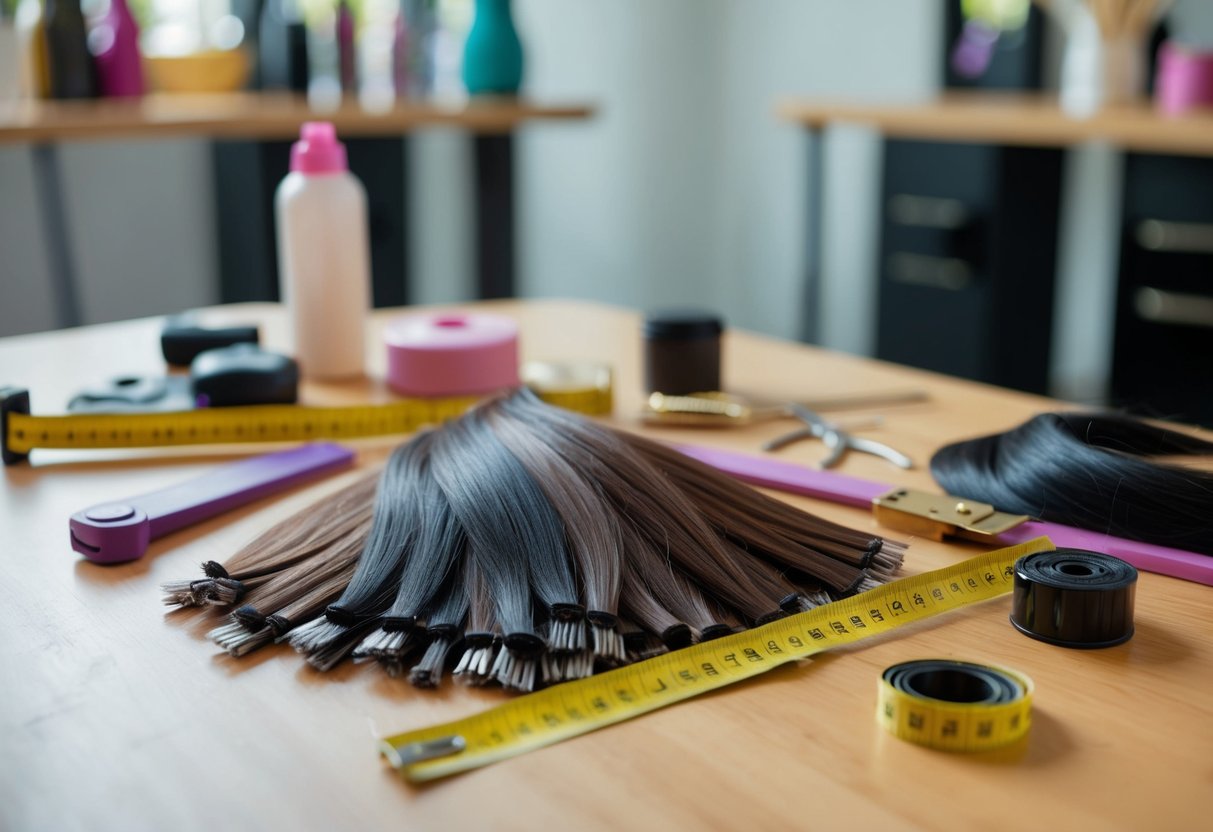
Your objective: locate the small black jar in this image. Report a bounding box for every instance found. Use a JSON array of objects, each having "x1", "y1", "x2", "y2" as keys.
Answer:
[{"x1": 643, "y1": 310, "x2": 724, "y2": 395}]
